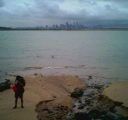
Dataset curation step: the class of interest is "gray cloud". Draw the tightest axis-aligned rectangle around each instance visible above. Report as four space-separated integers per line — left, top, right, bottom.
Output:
0 0 4 7
0 0 128 27
34 0 128 19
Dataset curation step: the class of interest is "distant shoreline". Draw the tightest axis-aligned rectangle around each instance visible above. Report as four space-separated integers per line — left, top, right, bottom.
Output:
1 29 128 31
1 27 128 31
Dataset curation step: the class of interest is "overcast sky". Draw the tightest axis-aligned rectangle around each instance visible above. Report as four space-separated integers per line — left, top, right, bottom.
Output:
0 0 128 27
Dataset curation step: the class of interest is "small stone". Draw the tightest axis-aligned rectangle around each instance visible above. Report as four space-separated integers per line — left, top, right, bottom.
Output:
88 76 92 80
78 104 85 109
71 88 84 98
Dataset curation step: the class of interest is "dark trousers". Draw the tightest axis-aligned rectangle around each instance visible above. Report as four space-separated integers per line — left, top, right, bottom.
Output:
14 92 24 107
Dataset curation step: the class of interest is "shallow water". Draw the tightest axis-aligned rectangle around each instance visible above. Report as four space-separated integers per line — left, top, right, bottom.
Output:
0 30 128 81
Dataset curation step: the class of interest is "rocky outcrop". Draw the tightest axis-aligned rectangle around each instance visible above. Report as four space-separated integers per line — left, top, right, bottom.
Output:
0 79 11 92
67 77 128 120
35 100 69 120
35 75 128 120
33 75 85 120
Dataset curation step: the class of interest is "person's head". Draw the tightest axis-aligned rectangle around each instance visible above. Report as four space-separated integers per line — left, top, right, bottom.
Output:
15 76 21 84
16 76 21 80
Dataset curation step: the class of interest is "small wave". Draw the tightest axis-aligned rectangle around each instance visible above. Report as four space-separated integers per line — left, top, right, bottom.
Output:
43 67 64 69
64 65 86 69
24 66 65 70
24 66 43 70
23 65 87 71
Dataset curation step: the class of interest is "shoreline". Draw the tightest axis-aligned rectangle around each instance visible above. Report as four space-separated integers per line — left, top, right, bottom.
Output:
1 62 128 84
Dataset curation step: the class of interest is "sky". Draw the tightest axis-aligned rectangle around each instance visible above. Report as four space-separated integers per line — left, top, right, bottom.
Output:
0 0 128 27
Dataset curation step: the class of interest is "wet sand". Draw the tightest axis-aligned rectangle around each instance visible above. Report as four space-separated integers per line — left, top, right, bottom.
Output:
104 81 128 108
0 74 85 120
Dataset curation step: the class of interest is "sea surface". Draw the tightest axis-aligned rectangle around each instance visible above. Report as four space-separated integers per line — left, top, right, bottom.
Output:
0 30 128 82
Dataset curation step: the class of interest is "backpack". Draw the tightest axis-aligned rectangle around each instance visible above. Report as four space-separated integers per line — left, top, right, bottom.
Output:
16 76 25 87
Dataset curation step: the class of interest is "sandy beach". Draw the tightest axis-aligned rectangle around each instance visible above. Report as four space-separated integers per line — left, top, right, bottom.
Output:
0 74 85 120
0 74 128 120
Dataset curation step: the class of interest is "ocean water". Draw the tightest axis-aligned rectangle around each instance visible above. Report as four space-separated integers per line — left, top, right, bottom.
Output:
0 30 128 81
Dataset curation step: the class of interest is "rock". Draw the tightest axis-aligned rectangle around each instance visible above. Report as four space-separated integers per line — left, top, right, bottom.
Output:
68 78 128 120
85 98 92 105
89 109 103 119
78 104 85 109
88 76 92 80
105 112 120 120
99 112 128 120
93 85 104 90
51 55 55 59
75 112 91 120
0 79 11 92
71 88 84 98
34 73 38 76
36 101 69 120
113 101 123 106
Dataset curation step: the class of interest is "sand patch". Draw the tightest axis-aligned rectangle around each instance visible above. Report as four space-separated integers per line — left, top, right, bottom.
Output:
104 81 128 108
